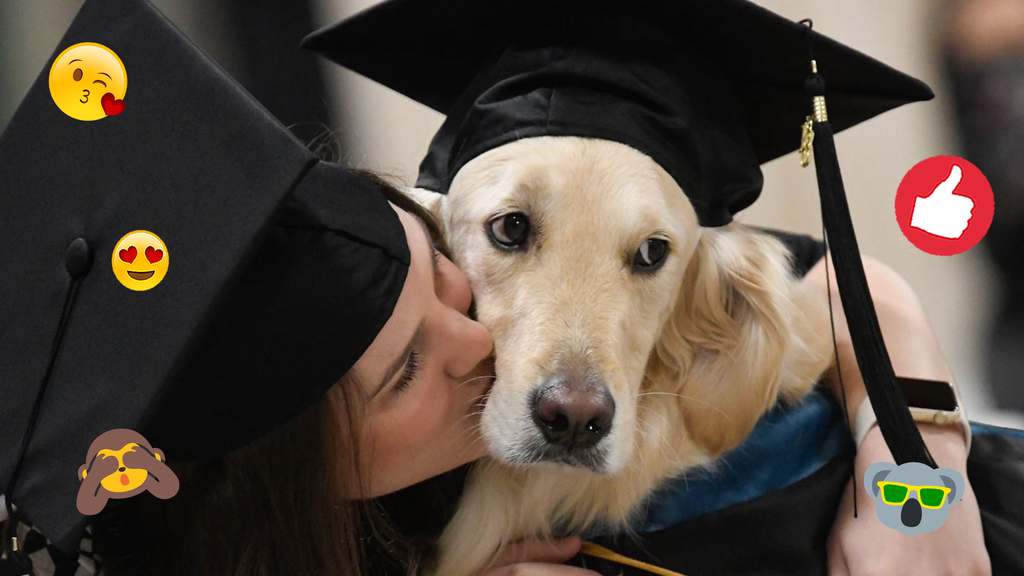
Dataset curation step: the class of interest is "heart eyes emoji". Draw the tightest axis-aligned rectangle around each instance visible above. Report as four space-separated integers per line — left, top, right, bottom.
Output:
111 231 169 291
118 245 163 264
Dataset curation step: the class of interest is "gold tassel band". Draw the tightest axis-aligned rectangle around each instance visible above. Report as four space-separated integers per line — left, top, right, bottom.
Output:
579 540 692 576
813 95 828 123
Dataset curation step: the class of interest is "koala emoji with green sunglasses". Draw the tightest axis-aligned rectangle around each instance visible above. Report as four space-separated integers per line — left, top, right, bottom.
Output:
865 461 965 535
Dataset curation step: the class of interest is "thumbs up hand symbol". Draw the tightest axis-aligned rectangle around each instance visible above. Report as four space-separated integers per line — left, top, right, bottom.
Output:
909 164 974 239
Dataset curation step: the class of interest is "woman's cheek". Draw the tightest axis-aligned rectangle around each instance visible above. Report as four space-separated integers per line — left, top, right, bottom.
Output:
411 372 452 433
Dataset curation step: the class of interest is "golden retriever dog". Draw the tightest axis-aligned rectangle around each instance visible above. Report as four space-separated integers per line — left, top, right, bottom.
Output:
409 135 835 576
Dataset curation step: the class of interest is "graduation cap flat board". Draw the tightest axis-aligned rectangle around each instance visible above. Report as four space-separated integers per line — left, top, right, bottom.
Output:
305 0 941 481
0 0 409 555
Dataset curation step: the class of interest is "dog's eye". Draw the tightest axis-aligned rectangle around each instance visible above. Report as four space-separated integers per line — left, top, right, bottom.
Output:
487 212 531 249
633 238 668 271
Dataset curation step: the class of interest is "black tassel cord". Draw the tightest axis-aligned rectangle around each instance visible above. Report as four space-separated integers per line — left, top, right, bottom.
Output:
2 239 93 576
799 19 937 471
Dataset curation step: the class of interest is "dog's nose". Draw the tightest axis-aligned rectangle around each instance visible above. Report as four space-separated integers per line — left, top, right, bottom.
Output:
119 467 126 472
531 378 615 448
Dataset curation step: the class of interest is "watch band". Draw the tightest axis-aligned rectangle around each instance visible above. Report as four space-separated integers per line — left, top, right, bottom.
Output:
853 395 971 452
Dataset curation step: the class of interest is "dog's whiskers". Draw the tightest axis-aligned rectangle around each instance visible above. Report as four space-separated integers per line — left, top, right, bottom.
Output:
635 391 731 421
635 404 701 467
447 417 494 460
442 409 486 436
454 375 498 390
454 435 488 460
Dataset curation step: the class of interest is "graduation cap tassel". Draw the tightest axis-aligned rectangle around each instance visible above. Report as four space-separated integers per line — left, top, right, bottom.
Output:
799 20 936 469
0 532 33 576
1 241 90 576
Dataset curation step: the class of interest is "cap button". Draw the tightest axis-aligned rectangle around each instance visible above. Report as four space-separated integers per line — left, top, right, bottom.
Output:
65 237 93 279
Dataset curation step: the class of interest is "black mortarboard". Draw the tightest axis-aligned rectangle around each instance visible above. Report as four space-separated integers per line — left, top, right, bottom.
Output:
0 0 409 556
305 0 940 470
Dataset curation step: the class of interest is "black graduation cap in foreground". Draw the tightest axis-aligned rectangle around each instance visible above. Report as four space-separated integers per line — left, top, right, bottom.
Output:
305 0 939 470
0 0 409 556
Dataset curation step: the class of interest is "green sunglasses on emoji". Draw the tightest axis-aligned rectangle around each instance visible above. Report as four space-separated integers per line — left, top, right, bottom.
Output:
877 481 953 509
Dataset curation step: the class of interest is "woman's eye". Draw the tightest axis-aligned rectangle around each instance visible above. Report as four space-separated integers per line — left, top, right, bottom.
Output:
432 246 443 276
487 212 530 249
394 349 421 394
633 238 668 271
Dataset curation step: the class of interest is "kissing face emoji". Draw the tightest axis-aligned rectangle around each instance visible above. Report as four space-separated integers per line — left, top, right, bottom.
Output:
112 231 168 291
49 42 127 121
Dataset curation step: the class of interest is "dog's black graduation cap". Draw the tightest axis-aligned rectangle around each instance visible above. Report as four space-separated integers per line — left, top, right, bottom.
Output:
303 0 933 226
306 0 940 472
0 0 409 556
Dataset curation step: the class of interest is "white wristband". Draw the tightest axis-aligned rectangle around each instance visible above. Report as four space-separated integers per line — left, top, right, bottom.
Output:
852 395 972 452
853 395 880 448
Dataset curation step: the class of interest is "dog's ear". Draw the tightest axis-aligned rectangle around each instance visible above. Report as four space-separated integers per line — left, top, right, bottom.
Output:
655 225 830 457
405 187 446 227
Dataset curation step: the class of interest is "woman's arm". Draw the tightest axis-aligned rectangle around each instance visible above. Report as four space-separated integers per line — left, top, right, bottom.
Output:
802 253 963 435
801 253 990 576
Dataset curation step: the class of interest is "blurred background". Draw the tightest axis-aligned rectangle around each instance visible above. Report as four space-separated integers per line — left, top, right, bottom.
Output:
2 0 1021 427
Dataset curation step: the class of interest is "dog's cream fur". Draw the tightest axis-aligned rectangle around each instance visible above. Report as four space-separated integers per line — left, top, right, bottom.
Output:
409 136 835 576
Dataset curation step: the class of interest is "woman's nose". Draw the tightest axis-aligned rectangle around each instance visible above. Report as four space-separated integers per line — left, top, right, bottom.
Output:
437 256 494 377
444 311 494 379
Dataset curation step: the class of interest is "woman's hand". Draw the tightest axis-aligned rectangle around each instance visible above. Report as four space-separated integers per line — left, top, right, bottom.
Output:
474 535 602 576
826 424 991 576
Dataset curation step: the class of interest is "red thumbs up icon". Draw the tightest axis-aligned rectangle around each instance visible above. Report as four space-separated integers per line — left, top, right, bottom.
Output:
895 156 994 256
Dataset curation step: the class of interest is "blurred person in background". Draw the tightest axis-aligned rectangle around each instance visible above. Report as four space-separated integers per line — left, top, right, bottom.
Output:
944 0 1024 415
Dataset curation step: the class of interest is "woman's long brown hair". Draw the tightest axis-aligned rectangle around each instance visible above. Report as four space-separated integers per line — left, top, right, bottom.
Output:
91 170 462 576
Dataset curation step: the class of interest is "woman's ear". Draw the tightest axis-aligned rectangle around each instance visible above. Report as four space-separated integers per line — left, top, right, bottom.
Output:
655 225 830 456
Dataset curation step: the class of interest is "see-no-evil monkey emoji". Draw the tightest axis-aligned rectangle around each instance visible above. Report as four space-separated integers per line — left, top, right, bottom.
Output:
76 429 179 515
